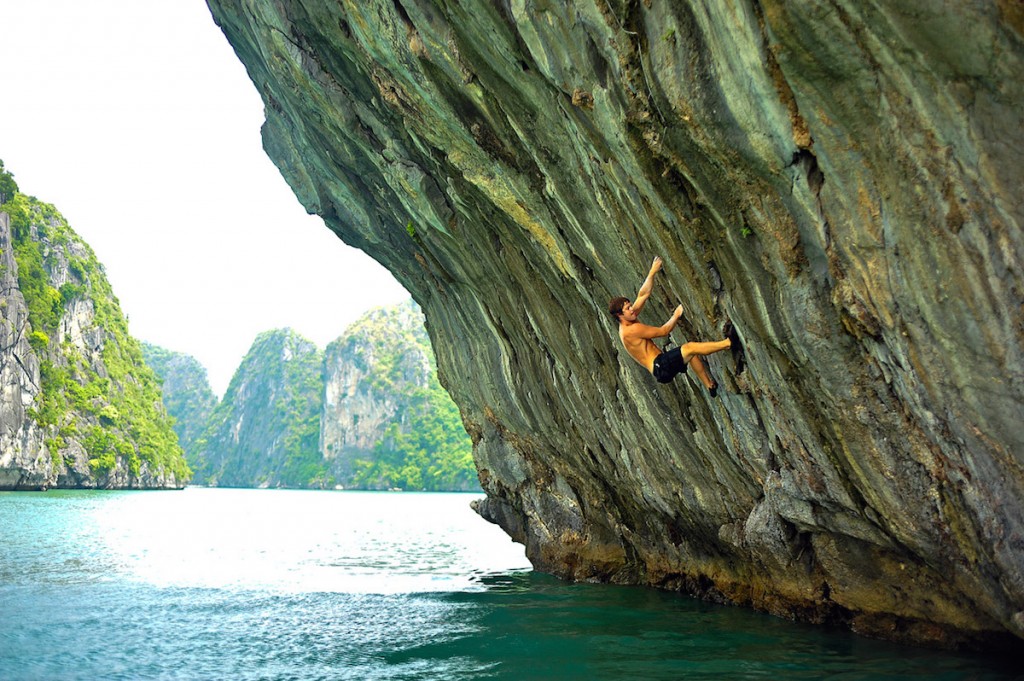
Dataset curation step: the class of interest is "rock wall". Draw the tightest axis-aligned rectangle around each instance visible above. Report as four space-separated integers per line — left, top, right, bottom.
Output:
320 300 433 480
206 0 1024 648
0 199 189 490
191 328 324 487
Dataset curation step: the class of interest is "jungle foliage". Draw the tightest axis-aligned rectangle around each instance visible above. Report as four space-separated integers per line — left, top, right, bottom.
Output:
0 160 190 482
176 304 478 492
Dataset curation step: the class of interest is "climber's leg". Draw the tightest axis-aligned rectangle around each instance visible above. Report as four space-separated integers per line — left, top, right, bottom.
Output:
682 340 730 393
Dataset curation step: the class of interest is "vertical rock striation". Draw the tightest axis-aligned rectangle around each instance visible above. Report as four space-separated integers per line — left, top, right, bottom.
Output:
206 0 1024 647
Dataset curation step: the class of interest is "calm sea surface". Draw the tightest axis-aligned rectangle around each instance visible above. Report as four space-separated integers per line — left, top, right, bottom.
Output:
0 488 1017 680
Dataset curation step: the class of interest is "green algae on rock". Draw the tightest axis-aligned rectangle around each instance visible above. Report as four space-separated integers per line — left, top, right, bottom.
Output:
205 0 1024 649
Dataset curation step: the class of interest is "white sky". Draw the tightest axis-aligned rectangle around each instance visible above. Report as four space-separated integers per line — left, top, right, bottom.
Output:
0 0 409 397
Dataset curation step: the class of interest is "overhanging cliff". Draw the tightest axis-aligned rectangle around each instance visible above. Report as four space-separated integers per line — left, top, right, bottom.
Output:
205 0 1024 648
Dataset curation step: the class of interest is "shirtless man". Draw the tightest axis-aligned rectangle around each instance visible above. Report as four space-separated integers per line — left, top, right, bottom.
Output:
608 257 736 396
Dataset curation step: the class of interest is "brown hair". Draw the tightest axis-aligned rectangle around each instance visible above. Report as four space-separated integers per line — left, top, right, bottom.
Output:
608 296 629 318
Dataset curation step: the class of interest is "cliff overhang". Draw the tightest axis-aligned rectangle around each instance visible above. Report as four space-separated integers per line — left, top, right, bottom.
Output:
205 0 1024 649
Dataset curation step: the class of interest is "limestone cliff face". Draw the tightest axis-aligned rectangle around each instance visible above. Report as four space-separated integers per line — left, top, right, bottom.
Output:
320 300 432 480
0 195 189 489
207 0 1024 648
191 328 323 487
142 343 219 458
0 212 47 488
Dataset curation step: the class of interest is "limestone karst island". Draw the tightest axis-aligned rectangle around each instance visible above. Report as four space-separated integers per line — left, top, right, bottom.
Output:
0 164 190 490
0 165 476 493
4 0 1024 653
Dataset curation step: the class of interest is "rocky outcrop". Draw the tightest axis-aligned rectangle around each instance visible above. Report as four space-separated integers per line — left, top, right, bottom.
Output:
323 303 428 473
190 328 324 487
0 176 189 489
142 343 219 457
322 299 478 490
206 0 1024 648
321 300 431 478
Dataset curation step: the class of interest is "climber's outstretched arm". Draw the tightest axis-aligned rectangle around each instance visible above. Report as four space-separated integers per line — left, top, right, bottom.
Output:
631 256 663 314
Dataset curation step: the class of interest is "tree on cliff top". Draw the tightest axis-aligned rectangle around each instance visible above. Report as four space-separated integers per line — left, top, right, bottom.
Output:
0 159 18 204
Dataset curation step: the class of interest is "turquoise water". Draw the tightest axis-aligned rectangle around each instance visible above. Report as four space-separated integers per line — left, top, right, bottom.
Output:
0 489 1017 680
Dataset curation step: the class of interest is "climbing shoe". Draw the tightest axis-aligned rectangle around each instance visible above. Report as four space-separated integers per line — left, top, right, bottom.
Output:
724 320 746 375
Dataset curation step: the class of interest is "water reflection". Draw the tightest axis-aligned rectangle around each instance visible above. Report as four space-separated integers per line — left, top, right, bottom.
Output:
9 488 531 593
440 572 1020 681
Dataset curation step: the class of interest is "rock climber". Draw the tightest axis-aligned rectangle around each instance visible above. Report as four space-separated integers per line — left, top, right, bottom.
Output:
608 256 740 396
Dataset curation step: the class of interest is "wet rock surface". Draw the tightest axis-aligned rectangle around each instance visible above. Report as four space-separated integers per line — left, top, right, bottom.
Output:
206 0 1024 648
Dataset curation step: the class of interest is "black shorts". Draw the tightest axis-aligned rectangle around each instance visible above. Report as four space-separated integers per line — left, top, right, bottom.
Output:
652 346 687 384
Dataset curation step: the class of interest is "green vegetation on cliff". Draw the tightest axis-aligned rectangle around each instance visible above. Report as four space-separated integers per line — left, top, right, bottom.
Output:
190 329 325 488
354 381 477 491
0 160 17 205
142 343 219 458
0 160 190 484
332 303 476 491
